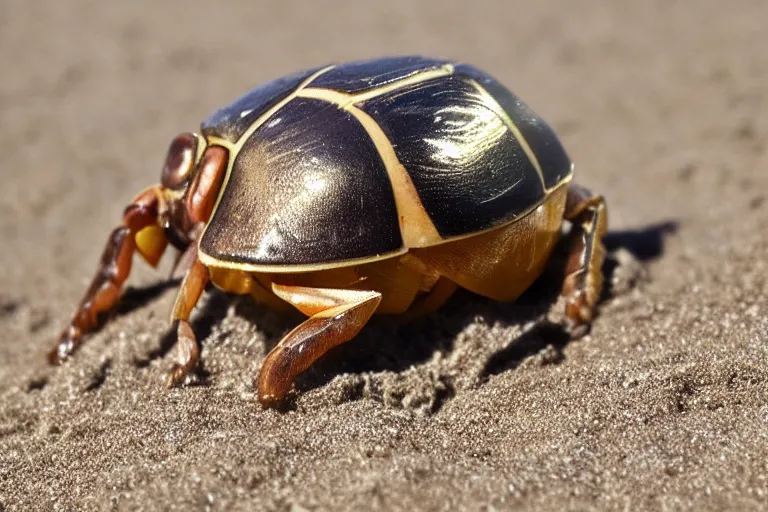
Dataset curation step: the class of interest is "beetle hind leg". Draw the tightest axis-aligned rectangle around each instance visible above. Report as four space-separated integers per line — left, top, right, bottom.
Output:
257 284 382 408
561 183 608 336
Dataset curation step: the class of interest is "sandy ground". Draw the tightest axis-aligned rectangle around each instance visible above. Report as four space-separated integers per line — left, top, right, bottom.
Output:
1 0 767 510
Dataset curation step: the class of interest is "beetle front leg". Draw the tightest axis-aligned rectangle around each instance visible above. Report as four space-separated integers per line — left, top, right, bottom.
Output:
561 184 608 336
257 284 382 408
163 251 209 387
49 189 168 364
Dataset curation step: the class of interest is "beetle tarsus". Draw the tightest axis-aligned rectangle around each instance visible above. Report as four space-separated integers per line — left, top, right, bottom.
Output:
47 327 80 365
564 317 591 340
163 320 200 387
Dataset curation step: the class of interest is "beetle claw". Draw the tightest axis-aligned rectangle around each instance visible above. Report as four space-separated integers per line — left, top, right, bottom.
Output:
47 345 68 366
47 328 80 365
565 321 590 340
162 320 200 387
163 364 187 388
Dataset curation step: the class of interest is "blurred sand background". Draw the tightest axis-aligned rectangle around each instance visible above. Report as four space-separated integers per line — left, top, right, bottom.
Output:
1 0 767 510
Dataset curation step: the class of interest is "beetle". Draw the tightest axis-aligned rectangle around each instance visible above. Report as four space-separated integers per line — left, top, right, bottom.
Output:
49 56 607 407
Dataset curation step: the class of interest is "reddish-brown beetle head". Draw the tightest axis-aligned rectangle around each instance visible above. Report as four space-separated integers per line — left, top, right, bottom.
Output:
154 132 227 254
133 131 227 264
148 132 204 254
161 132 203 192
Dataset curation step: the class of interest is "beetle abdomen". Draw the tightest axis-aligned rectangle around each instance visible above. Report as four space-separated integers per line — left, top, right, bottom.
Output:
198 57 573 270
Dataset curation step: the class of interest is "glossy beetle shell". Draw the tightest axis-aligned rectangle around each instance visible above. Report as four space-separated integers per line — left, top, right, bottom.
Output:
198 56 573 271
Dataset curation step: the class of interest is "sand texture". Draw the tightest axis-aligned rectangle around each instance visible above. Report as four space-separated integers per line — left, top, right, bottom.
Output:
1 1 767 510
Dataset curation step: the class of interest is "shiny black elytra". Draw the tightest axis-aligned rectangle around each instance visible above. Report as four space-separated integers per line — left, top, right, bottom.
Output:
50 56 608 407
200 56 573 264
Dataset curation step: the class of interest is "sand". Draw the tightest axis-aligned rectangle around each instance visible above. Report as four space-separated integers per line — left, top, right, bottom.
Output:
1 0 767 510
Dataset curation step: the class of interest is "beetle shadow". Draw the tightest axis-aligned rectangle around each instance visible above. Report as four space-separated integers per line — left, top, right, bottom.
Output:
115 279 181 316
603 220 678 261
280 219 679 400
476 219 679 381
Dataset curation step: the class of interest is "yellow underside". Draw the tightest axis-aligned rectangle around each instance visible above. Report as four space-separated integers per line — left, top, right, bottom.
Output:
206 185 567 317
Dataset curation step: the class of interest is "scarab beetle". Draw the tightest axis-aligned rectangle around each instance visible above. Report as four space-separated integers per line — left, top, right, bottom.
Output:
50 56 608 407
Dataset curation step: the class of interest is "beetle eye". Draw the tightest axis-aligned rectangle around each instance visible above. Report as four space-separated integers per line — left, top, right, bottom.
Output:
161 133 199 189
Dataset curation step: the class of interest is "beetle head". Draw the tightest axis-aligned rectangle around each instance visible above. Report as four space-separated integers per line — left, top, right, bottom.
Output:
133 132 227 268
161 132 203 192
154 132 227 254
157 132 206 251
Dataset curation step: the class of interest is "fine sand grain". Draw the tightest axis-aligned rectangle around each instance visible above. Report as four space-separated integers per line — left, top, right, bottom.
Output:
1 1 767 510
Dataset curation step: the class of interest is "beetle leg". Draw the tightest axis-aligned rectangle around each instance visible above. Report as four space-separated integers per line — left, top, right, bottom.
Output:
561 184 608 336
163 251 209 387
49 188 167 364
257 284 382 407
